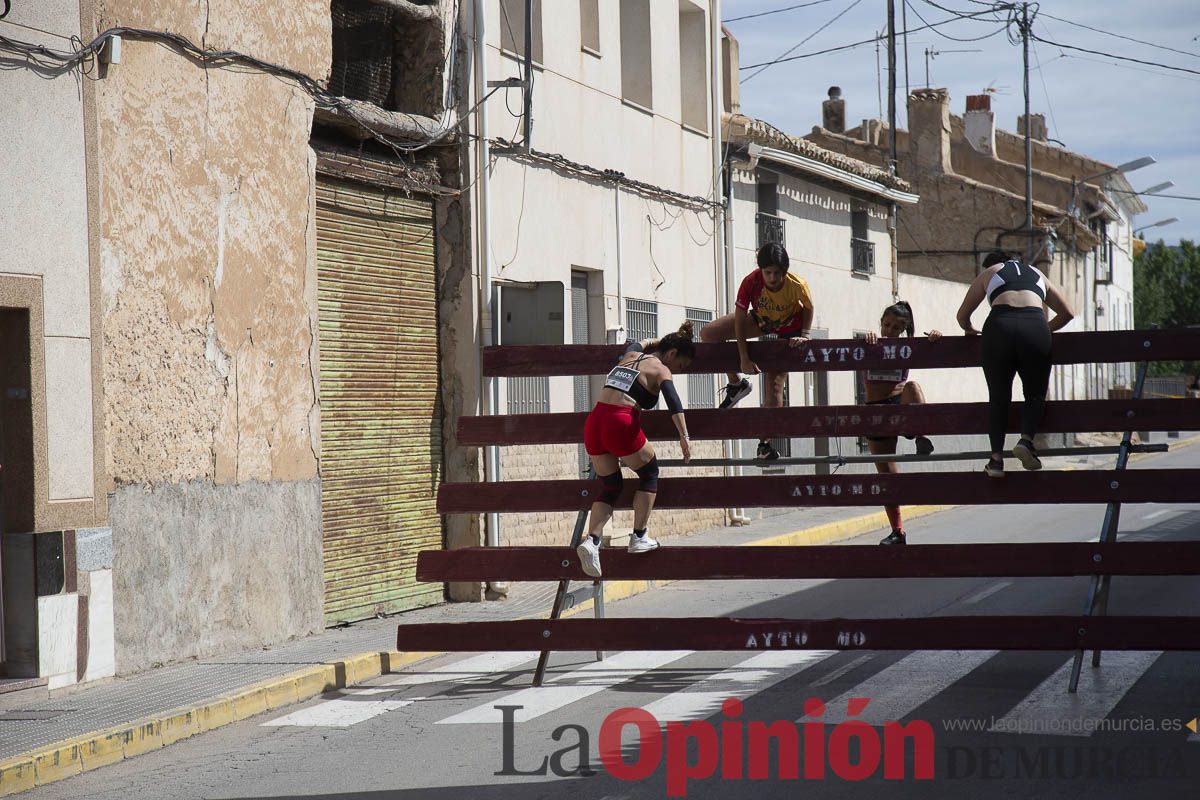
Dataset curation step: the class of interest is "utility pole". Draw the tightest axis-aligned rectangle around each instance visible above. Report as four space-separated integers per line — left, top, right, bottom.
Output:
1021 2 1033 262
901 0 910 105
887 0 897 174
523 0 533 151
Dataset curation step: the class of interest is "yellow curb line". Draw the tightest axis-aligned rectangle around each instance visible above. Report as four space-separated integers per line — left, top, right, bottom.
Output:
0 650 426 797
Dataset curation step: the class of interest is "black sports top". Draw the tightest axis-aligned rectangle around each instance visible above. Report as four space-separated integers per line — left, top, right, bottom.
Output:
987 260 1047 305
603 342 684 413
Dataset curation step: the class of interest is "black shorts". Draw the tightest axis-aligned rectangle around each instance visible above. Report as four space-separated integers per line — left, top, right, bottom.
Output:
865 394 902 442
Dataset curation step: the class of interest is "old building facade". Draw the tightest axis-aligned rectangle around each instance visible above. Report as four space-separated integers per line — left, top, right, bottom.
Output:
806 88 1147 403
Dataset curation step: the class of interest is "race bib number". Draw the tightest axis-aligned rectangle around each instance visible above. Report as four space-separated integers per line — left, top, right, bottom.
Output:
866 369 905 383
604 365 639 392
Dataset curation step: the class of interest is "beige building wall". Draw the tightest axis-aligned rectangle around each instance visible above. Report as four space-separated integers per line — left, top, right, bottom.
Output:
89 0 331 671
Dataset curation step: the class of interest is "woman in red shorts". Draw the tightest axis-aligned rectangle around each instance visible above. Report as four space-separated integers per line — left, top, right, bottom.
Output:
577 321 695 577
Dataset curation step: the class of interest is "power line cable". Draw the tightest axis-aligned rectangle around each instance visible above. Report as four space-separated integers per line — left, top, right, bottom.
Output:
1030 33 1200 77
1051 50 1200 84
906 1 1009 43
724 0 837 24
921 0 1012 18
741 0 866 83
1037 11 1200 61
739 7 1006 71
0 26 466 154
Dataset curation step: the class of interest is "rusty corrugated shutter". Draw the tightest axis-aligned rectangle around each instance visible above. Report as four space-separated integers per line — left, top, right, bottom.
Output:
316 177 443 625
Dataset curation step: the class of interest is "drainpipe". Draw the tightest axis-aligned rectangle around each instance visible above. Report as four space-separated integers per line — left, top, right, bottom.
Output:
710 2 747 526
613 184 626 343
472 0 505 593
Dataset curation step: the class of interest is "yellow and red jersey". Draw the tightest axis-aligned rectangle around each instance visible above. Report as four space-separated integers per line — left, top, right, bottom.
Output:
735 270 814 335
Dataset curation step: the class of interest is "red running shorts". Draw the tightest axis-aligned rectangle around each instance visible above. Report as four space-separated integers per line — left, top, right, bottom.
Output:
583 402 647 457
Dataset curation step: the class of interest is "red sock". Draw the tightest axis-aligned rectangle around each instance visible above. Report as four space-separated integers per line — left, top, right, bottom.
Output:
885 505 903 531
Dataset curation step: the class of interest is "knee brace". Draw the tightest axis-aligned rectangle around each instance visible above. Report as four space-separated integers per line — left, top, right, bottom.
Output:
634 457 660 493
598 471 623 506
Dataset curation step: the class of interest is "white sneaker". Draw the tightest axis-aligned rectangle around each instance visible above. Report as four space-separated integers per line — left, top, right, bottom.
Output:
627 534 659 554
577 538 602 577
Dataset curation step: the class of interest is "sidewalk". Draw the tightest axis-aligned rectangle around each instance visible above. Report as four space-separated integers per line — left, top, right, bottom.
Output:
0 434 1195 795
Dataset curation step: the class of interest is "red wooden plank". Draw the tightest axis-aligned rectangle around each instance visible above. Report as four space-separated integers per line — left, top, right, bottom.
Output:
415 542 1200 583
436 469 1194 514
482 329 1200 377
457 398 1196 446
397 616 1200 652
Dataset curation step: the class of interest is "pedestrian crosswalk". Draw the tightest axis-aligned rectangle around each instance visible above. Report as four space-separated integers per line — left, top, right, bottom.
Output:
261 647 1190 741
799 650 998 726
990 651 1161 737
435 650 693 725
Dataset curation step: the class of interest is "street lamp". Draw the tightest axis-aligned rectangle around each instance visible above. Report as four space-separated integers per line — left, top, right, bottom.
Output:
1136 181 1174 197
1069 156 1156 215
1134 218 1179 235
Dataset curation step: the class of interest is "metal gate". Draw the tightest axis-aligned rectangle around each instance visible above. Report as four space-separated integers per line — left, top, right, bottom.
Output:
316 177 443 624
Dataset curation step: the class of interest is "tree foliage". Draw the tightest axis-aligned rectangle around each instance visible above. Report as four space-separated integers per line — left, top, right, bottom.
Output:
1133 239 1200 375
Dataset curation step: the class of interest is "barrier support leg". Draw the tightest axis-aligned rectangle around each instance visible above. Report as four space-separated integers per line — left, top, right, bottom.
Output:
533 466 604 687
1068 359 1149 693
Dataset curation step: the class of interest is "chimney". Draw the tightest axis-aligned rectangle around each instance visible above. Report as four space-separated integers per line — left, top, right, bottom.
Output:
908 88 952 174
860 118 882 146
964 94 995 157
822 86 845 134
1018 113 1047 142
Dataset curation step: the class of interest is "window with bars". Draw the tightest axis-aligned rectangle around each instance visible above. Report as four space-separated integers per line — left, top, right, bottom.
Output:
685 308 715 408
625 298 658 343
507 376 550 414
1093 220 1113 284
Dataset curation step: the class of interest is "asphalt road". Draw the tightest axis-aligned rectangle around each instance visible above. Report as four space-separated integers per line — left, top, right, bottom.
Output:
27 445 1200 800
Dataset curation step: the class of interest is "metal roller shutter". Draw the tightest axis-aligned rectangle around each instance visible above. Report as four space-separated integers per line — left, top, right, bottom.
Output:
316 177 443 624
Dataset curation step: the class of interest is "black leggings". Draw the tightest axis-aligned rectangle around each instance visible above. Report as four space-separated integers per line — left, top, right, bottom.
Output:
981 306 1052 453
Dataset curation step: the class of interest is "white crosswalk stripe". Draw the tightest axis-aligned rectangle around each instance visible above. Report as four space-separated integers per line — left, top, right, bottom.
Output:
260 652 538 728
799 650 998 726
381 651 539 687
990 651 1161 737
435 650 693 725
639 650 837 722
263 695 427 728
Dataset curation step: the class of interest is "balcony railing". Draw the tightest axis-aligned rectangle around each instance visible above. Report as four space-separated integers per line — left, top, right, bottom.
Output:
851 237 875 275
757 213 785 249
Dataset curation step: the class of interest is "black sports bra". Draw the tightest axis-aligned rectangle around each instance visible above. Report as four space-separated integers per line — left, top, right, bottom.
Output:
603 354 659 409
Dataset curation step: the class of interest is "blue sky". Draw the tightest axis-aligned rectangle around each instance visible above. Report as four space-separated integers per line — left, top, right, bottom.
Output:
724 0 1200 244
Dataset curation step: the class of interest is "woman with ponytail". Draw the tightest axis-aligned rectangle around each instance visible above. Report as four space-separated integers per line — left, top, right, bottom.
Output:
576 320 695 577
861 301 940 545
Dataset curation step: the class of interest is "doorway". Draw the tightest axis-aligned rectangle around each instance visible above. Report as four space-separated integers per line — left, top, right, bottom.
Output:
0 308 35 669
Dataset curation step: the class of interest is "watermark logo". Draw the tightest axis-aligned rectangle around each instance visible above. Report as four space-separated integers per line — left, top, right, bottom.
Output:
497 696 934 797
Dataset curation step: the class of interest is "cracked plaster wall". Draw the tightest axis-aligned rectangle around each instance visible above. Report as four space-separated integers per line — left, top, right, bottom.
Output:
92 1 332 669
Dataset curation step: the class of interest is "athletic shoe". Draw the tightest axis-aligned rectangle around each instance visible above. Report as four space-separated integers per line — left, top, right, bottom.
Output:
984 457 1004 478
577 537 602 577
914 435 935 455
719 379 752 409
1012 438 1042 471
756 440 780 460
879 529 906 546
628 534 659 554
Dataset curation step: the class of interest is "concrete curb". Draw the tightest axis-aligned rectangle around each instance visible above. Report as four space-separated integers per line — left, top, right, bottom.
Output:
0 650 425 796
